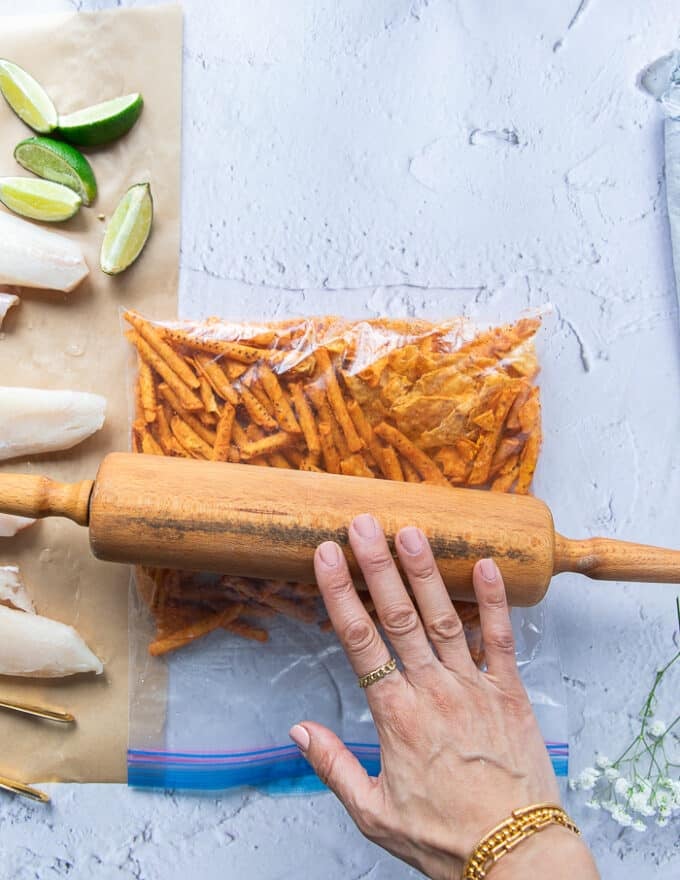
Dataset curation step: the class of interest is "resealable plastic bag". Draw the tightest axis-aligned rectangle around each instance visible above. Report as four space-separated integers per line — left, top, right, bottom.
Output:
123 311 569 791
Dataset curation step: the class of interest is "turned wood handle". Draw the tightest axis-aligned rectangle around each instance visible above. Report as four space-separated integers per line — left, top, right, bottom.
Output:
0 473 93 526
554 534 680 583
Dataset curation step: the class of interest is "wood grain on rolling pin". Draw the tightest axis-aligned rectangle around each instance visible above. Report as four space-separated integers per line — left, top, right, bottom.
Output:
89 453 555 605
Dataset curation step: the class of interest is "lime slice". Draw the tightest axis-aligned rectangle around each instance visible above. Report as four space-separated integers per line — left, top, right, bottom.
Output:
14 137 97 206
0 59 57 134
0 177 81 222
100 183 153 275
58 93 143 147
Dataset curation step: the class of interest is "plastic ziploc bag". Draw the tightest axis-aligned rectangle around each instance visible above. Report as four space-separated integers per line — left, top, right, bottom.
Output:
122 310 568 791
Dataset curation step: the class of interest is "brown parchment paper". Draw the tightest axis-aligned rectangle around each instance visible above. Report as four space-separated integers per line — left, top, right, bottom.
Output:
0 3 182 783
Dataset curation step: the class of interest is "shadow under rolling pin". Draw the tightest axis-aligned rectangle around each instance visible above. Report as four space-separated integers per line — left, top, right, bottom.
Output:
0 452 678 606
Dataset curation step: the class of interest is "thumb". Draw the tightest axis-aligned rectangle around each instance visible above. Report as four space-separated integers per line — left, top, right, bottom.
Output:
290 721 375 814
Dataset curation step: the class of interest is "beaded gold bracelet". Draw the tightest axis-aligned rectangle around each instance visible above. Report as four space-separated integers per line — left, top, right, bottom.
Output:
462 802 580 880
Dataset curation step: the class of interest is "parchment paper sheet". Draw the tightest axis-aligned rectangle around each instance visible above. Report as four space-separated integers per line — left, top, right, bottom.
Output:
0 3 182 782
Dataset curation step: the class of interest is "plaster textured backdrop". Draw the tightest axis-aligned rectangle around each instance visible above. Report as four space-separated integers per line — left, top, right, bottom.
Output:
1 1 679 877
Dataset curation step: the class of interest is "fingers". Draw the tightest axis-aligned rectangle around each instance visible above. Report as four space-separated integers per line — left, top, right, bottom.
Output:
289 721 375 815
314 538 395 686
395 526 476 675
349 514 434 676
472 559 520 686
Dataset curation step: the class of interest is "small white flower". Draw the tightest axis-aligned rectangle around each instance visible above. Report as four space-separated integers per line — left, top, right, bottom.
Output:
600 800 617 814
656 815 669 828
568 778 579 791
649 719 667 738
585 799 602 811
656 792 672 812
614 777 631 797
631 820 646 832
595 755 612 769
604 767 620 781
577 768 600 791
611 806 633 827
629 792 656 817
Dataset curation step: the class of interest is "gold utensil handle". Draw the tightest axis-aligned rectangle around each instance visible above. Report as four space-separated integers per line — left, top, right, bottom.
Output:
0 774 50 803
554 535 680 583
0 473 92 525
0 699 75 724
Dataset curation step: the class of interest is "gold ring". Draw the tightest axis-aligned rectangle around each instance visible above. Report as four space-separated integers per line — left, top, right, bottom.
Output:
358 658 397 689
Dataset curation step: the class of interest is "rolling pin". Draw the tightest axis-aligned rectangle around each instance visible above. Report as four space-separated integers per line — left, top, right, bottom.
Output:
1 452 679 606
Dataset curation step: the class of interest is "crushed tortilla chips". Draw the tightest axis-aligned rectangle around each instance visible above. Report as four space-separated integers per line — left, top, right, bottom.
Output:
125 311 543 662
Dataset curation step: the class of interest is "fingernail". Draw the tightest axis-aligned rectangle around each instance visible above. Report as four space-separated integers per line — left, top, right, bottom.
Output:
352 513 377 539
399 526 424 556
480 558 497 582
289 724 310 752
318 542 341 567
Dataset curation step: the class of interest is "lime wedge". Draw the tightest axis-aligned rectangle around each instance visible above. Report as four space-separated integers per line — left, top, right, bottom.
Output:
0 59 57 134
100 183 153 275
58 93 143 147
0 177 81 222
14 137 97 206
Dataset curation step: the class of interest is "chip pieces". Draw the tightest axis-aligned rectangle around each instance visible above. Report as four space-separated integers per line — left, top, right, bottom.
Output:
126 312 543 658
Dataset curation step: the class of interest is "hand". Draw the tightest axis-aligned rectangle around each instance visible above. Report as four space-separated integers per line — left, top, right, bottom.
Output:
290 514 598 879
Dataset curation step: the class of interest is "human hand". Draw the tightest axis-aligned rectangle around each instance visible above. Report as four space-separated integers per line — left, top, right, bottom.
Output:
290 515 598 879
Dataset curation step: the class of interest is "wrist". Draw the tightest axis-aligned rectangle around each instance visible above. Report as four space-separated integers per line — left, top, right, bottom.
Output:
485 826 599 880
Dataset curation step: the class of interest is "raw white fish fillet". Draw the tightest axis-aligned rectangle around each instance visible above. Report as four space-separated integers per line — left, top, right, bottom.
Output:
0 211 89 292
0 386 106 462
0 514 36 537
0 565 35 613
0 603 103 677
0 291 19 328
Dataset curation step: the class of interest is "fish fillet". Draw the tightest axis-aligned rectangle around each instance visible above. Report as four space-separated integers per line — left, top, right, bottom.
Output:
0 603 103 677
0 386 106 461
0 514 36 537
0 565 35 613
0 211 89 292
0 291 19 328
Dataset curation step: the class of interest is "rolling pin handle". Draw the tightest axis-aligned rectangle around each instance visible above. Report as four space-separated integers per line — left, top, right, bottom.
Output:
554 533 680 584
0 473 93 526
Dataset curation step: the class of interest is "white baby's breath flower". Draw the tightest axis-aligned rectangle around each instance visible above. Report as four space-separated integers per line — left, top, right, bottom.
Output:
614 777 631 798
629 792 656 817
656 792 672 812
611 806 633 827
570 603 678 834
649 719 667 738
577 768 600 791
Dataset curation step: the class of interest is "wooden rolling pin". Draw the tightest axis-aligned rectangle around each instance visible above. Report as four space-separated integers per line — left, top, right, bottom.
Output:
1 452 679 606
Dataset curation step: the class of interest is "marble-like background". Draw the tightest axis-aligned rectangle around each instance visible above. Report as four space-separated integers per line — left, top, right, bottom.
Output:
1 1 679 877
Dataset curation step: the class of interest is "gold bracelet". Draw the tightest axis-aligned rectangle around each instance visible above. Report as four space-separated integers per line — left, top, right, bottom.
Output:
462 802 580 880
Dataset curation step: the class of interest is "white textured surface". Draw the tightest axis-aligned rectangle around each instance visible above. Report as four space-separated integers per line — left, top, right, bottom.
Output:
1 1 679 877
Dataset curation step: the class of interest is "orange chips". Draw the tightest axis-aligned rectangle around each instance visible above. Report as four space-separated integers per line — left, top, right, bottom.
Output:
127 313 543 657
